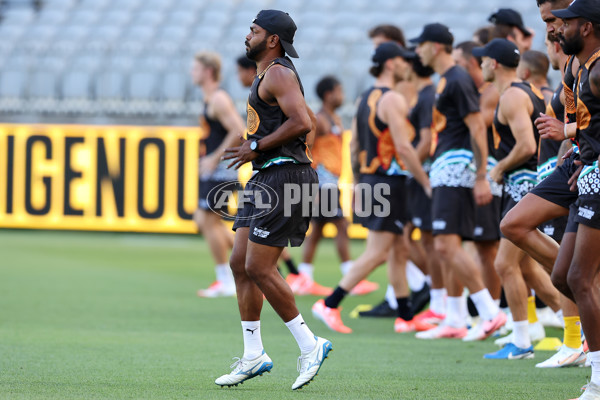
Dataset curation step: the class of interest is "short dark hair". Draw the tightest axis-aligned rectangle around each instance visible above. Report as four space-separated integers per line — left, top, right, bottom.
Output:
473 25 494 45
491 24 516 40
316 75 341 100
455 41 482 66
521 50 550 77
236 55 256 70
369 64 384 78
368 24 406 47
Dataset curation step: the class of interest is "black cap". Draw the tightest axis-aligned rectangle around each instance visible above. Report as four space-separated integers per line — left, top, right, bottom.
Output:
472 38 521 68
253 9 299 58
551 0 600 25
409 23 454 45
372 42 416 66
488 8 532 37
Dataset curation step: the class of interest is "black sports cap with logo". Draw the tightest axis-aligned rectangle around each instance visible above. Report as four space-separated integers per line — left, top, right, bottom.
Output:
488 8 532 37
409 23 454 45
252 9 299 58
372 42 416 66
472 38 521 68
551 0 600 24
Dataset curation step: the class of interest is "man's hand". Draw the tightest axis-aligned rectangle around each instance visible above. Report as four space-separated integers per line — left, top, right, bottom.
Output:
474 178 492 206
567 160 583 192
223 137 259 170
535 112 565 141
489 165 504 184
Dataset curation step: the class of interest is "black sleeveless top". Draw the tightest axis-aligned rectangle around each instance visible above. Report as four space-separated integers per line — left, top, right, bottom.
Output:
574 49 600 165
409 84 435 148
200 99 228 156
492 81 545 174
246 57 312 170
356 86 410 176
537 84 564 182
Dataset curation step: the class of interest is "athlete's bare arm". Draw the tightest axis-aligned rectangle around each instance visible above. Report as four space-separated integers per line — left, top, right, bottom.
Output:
223 65 311 169
350 98 361 185
489 88 537 183
379 91 431 197
201 90 245 173
464 111 492 205
481 85 500 128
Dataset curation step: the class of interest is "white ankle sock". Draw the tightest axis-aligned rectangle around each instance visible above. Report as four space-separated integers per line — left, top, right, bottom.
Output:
385 284 398 309
512 320 531 349
340 260 353 276
469 289 500 321
298 263 314 280
429 288 446 315
241 321 264 360
590 350 600 387
406 261 426 292
285 314 317 354
216 264 233 285
446 296 466 328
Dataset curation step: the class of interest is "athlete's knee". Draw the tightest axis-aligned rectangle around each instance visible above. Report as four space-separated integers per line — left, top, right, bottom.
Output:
244 262 270 282
433 238 455 260
499 214 527 242
494 258 515 279
566 263 591 297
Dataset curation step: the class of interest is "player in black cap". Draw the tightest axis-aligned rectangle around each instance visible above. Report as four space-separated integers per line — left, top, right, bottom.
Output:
411 23 508 341
489 8 534 53
312 41 431 335
452 41 503 338
469 39 560 360
216 9 332 391
548 0 600 396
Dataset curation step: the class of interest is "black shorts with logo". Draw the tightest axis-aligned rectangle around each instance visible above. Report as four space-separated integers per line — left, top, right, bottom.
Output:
406 177 432 231
474 195 502 242
354 174 408 234
432 186 475 240
530 154 580 209
232 163 318 247
538 215 568 242
574 165 600 229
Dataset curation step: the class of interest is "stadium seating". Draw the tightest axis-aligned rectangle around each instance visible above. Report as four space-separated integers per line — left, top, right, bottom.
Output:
0 0 550 124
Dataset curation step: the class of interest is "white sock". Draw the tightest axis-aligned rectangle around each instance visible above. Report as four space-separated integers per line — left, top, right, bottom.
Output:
406 260 426 292
285 314 317 354
555 308 563 322
469 289 500 321
425 275 432 286
429 288 446 315
340 260 353 276
298 263 314 280
590 350 600 387
494 299 501 307
241 321 264 360
385 284 398 309
446 296 466 328
512 320 532 349
216 264 233 285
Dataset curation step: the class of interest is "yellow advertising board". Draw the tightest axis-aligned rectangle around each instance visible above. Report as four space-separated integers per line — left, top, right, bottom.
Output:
0 123 369 238
0 124 201 233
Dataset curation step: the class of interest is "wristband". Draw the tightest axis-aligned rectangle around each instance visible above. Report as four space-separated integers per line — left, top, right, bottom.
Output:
564 124 569 139
476 173 487 181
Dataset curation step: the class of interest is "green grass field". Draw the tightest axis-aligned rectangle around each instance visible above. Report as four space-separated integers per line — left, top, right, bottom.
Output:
0 230 590 399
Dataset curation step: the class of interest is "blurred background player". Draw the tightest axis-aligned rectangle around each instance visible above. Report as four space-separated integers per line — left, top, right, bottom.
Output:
517 50 553 102
312 42 432 334
412 23 506 340
360 24 431 318
193 51 244 298
489 8 535 52
452 41 503 340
